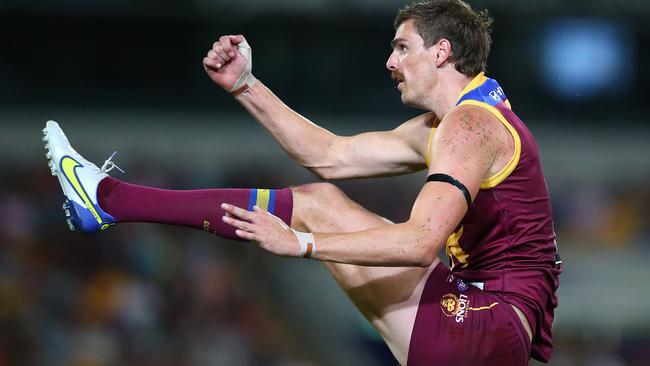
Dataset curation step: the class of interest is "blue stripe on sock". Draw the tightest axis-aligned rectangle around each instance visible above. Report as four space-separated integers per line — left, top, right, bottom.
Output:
268 190 276 214
248 189 257 211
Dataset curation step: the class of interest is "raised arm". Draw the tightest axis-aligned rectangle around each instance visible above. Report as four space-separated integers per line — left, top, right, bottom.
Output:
203 35 431 179
236 84 434 179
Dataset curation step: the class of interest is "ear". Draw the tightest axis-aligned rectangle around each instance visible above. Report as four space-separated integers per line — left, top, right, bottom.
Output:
434 38 452 67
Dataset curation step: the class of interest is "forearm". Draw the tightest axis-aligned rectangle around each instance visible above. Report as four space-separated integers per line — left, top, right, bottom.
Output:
313 222 440 267
235 82 339 170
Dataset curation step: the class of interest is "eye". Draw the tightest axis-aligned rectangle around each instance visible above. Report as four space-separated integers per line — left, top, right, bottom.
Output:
397 43 409 54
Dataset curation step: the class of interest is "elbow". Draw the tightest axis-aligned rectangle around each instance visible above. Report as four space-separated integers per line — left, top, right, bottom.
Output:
401 218 447 267
309 167 335 180
409 231 442 268
414 249 438 268
308 165 346 180
307 144 348 180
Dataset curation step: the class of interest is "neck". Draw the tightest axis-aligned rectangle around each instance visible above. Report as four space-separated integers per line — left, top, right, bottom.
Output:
429 70 474 119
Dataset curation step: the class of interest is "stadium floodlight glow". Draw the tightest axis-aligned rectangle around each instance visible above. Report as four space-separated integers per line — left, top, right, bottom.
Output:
540 17 634 101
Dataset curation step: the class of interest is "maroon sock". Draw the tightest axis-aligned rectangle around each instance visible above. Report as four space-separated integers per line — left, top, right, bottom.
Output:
97 177 293 241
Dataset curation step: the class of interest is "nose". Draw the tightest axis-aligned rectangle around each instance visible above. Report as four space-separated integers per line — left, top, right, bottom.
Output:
386 50 398 71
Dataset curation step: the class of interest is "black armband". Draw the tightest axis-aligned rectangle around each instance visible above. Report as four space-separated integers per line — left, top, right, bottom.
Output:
426 173 472 209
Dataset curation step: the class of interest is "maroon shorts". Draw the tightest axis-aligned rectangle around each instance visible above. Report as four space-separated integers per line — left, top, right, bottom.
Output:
407 263 531 366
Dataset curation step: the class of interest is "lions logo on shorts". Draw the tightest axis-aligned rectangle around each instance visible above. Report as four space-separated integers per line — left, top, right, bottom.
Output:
440 294 460 317
440 293 470 323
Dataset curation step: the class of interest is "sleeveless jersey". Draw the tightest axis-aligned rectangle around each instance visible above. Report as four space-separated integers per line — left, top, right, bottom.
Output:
426 73 562 362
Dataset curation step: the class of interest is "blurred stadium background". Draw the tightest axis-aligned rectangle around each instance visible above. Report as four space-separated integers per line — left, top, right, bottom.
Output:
1 0 650 365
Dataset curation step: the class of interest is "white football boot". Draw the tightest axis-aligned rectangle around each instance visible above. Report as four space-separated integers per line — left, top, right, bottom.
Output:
43 120 119 234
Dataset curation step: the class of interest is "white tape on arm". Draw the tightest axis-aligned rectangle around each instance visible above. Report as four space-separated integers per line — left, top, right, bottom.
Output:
230 39 258 96
292 229 316 259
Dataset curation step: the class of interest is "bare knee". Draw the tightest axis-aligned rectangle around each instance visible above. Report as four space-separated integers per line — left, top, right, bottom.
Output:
290 183 368 231
292 182 348 208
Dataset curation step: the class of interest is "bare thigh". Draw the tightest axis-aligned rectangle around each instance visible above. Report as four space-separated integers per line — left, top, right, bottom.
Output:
291 183 438 365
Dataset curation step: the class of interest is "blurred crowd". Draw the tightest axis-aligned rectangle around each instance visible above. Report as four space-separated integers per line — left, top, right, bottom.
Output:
551 180 650 250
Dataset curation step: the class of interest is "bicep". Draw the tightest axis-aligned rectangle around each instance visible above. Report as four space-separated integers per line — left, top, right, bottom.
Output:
408 181 470 255
325 114 433 179
332 130 425 178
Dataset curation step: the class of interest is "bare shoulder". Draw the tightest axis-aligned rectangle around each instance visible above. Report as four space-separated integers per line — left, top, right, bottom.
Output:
437 105 501 145
432 104 513 177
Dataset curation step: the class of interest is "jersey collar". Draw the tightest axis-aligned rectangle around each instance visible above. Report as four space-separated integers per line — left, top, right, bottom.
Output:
456 72 488 105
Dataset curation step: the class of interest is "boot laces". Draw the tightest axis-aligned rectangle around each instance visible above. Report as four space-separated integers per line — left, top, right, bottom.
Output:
100 151 125 174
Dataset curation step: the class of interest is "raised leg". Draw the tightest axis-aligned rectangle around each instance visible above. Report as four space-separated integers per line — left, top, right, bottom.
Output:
290 183 440 365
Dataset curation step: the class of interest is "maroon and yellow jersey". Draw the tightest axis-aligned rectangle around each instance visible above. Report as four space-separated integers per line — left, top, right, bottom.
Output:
426 73 562 362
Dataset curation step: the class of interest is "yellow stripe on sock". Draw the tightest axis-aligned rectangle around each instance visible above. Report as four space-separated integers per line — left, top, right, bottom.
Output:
256 189 271 210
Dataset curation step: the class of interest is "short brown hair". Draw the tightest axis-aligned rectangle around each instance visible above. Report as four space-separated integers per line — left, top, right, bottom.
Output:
394 0 493 76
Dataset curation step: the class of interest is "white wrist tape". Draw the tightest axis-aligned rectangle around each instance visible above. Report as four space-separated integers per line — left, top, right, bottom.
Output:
292 229 316 259
230 39 258 96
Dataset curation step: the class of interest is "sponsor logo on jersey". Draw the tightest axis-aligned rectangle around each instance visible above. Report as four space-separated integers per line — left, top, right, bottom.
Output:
489 86 505 102
440 293 471 323
456 279 469 292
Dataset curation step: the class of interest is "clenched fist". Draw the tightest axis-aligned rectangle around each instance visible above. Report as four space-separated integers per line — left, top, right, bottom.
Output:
203 35 257 95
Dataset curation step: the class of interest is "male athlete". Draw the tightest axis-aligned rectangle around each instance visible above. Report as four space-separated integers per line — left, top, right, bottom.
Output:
43 1 561 365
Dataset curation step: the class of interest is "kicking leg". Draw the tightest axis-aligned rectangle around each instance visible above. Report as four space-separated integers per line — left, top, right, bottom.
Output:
291 183 438 366
97 177 293 241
